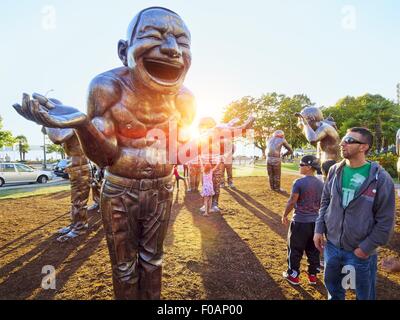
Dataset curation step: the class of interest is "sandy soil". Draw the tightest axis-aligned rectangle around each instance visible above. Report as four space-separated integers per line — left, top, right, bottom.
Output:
0 174 399 300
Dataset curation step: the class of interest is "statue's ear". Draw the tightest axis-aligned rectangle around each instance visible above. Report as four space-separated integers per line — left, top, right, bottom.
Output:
118 40 128 66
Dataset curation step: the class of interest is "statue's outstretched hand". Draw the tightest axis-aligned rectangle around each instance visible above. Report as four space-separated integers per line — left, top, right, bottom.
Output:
216 115 256 131
13 93 88 128
243 114 256 128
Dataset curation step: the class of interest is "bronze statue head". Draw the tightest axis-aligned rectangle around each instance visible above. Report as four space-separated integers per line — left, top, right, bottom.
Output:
297 106 323 130
198 117 217 131
118 7 192 94
273 130 284 138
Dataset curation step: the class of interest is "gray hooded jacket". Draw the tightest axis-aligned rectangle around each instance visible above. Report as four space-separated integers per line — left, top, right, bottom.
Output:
315 160 396 255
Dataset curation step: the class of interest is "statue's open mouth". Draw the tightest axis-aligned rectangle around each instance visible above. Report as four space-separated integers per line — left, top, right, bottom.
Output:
143 59 184 84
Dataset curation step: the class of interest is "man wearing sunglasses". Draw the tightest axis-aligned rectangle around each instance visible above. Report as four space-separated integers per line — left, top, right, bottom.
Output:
314 127 395 300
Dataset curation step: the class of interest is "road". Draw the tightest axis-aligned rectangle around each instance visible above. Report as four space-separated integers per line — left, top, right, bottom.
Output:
0 176 69 192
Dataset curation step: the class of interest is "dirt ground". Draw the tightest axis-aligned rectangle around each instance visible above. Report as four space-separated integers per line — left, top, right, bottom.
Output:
1 174 400 300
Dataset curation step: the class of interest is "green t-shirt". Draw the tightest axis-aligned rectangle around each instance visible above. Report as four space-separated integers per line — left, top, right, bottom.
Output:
342 162 371 208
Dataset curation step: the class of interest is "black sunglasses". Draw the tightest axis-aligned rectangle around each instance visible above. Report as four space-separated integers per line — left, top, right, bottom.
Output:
299 163 310 167
341 136 366 145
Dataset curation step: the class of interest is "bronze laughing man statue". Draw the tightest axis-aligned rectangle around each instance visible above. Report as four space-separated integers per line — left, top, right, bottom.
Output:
296 106 340 178
13 7 195 300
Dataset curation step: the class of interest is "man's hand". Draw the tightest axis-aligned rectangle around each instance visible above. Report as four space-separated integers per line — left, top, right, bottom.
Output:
354 247 369 260
313 233 325 253
13 93 88 129
281 215 290 227
382 257 400 273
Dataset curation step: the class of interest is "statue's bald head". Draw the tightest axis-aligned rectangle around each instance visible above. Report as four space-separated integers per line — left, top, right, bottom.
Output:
300 106 323 123
126 7 182 45
118 7 192 93
273 130 284 138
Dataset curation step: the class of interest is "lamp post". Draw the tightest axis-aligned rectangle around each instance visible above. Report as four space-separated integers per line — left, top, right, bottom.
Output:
42 130 47 169
45 89 54 97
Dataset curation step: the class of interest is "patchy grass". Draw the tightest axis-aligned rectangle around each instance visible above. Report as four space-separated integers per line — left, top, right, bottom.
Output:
282 162 300 172
0 185 70 200
232 163 299 178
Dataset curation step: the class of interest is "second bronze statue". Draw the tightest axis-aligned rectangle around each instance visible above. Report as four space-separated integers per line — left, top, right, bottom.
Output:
266 130 293 191
44 124 91 242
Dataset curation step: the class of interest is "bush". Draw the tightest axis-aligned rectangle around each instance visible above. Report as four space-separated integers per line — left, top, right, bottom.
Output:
368 153 398 178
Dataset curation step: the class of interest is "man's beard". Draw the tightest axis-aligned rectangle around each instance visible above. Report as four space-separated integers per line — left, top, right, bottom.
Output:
341 149 350 159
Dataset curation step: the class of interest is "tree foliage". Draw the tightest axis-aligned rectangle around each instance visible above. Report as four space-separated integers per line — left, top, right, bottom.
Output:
15 135 29 161
0 116 15 149
322 94 400 152
223 92 400 155
47 143 66 159
222 93 313 154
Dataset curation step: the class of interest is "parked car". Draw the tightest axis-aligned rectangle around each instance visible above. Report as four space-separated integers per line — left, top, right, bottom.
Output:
0 163 53 187
53 159 71 179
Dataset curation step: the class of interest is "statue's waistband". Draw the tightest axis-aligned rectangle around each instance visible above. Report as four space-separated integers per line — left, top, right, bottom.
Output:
104 171 173 191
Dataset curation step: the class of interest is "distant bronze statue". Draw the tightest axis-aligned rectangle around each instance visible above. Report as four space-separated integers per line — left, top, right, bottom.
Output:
266 130 293 191
13 7 195 300
221 144 235 188
198 116 254 213
188 162 201 192
296 106 340 177
43 123 91 243
396 129 400 180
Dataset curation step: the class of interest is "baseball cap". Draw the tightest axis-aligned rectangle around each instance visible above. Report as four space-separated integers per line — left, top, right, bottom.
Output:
300 155 320 170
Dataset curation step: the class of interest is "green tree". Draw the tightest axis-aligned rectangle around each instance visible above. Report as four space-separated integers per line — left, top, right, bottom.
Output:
222 93 313 155
274 94 312 148
356 94 399 152
222 96 270 155
15 135 29 161
0 116 15 148
47 143 66 159
323 94 400 152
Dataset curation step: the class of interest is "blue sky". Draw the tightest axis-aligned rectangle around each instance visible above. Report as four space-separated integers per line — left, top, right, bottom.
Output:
1 0 399 145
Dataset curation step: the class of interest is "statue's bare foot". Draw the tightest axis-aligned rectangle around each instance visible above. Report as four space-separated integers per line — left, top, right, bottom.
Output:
57 224 74 235
56 222 88 242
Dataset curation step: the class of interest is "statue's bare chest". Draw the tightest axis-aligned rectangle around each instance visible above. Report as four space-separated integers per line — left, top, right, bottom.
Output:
110 93 182 139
